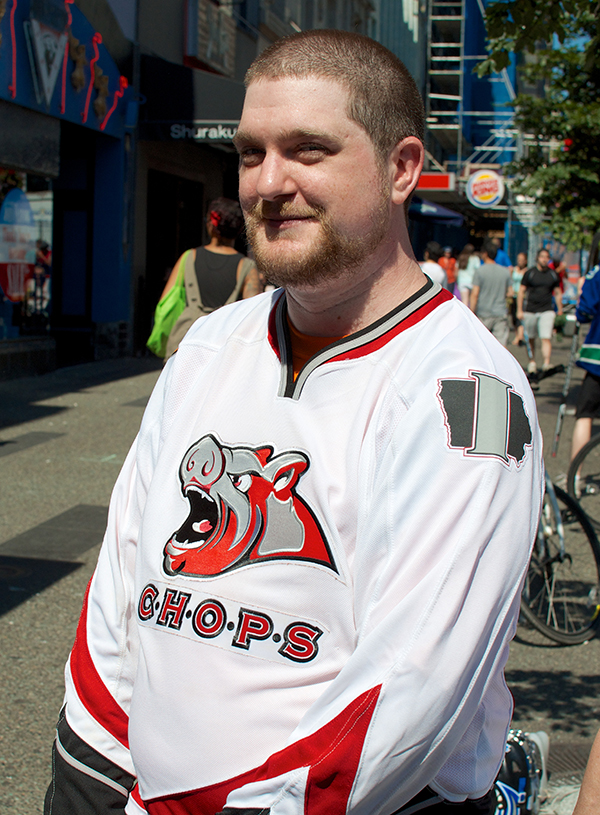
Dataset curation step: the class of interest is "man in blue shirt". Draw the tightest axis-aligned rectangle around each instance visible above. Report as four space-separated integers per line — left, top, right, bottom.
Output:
492 237 512 269
570 262 600 475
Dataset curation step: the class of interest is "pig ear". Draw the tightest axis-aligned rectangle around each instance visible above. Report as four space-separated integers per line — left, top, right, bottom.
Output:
255 447 273 467
272 459 308 494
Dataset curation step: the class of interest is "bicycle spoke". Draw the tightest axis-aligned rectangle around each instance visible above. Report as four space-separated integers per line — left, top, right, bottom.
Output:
521 485 600 644
569 438 600 531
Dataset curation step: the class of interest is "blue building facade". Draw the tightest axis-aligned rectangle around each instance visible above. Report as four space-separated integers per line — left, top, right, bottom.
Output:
0 0 132 372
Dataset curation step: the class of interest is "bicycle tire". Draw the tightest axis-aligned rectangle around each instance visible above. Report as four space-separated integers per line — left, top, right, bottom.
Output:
567 434 600 531
520 485 600 644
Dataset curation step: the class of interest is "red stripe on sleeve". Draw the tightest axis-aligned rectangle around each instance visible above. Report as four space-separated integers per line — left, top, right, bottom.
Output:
69 579 130 748
145 685 381 815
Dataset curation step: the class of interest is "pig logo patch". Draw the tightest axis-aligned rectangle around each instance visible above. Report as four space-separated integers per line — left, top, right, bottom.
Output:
163 434 336 578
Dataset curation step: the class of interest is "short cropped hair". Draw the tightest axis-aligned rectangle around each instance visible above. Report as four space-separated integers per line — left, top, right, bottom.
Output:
245 30 425 163
208 198 244 240
482 239 498 260
426 241 443 262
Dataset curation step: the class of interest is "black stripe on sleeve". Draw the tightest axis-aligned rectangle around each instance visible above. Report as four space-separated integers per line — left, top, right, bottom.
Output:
44 708 136 815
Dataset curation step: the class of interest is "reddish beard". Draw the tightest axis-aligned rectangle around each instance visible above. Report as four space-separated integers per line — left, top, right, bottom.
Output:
244 197 390 289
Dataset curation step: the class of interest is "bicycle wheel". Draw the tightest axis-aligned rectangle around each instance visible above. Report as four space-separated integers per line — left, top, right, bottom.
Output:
567 434 600 530
520 485 600 644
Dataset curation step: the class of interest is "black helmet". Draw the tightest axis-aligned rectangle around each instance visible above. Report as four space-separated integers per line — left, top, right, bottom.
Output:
494 730 545 815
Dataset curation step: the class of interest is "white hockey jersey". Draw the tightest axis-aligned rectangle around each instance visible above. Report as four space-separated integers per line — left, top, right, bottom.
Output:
50 279 543 815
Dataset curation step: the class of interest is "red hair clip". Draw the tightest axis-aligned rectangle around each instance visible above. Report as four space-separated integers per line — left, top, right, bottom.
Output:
209 211 222 228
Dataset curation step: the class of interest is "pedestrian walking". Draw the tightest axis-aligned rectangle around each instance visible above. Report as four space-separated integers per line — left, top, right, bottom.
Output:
457 243 481 305
517 247 563 373
469 238 512 346
419 240 448 288
510 251 528 346
159 198 261 358
45 29 542 815
567 256 600 484
439 246 457 288
491 237 512 270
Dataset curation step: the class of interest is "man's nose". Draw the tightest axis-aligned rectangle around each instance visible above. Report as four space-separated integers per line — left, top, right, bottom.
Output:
254 152 296 201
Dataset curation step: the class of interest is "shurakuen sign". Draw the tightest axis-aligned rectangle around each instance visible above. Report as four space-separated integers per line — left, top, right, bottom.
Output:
139 121 239 142
171 121 238 141
466 170 505 209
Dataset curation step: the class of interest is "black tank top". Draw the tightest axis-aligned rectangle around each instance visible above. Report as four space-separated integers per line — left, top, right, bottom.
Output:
194 247 244 310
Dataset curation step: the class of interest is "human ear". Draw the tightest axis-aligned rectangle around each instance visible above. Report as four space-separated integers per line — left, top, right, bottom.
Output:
389 137 424 206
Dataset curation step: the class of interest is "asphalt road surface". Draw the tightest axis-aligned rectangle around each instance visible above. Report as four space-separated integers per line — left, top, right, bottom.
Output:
0 326 598 815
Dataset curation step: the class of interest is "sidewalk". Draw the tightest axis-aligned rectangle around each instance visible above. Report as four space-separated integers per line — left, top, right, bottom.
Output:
0 358 162 814
0 341 596 813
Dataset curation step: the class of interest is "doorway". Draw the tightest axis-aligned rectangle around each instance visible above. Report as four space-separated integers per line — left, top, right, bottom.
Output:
138 169 205 352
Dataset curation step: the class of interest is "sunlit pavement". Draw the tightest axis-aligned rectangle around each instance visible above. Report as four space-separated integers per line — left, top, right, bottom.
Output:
0 329 597 813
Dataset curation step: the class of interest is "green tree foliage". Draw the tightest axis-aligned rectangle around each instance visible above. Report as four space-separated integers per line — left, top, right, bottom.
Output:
478 1 600 250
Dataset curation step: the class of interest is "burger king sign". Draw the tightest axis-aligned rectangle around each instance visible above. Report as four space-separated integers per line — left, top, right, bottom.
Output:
466 170 505 209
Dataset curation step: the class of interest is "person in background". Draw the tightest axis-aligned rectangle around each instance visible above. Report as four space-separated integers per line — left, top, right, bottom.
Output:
419 240 448 288
35 239 52 271
439 246 456 290
517 247 563 373
510 251 528 346
573 729 600 815
491 237 512 270
567 258 600 491
469 238 512 346
159 198 261 357
160 197 261 308
457 243 481 305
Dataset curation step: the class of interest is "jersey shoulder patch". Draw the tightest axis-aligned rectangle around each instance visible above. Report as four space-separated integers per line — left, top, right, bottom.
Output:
437 370 532 465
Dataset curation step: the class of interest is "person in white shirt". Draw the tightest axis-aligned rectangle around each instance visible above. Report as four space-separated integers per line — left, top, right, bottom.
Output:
419 240 448 288
45 30 542 815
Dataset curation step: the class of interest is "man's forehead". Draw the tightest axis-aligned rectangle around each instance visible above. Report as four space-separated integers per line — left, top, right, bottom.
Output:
237 76 358 143
241 75 350 116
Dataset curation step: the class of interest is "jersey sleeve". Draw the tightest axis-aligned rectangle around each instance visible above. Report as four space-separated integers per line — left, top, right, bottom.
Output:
215 367 543 815
45 363 174 815
577 266 600 323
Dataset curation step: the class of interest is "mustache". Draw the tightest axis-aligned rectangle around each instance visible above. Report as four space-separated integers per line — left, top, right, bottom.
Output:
246 201 325 221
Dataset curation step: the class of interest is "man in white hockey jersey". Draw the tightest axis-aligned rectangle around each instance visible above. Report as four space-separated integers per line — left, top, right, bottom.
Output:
45 30 542 815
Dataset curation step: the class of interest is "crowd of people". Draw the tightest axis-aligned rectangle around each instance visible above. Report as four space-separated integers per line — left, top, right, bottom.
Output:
418 239 569 380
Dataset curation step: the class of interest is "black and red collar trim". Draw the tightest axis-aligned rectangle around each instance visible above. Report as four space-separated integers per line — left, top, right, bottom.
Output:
268 279 453 400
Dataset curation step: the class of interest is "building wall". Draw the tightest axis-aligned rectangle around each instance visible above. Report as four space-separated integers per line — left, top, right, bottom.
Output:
376 0 427 93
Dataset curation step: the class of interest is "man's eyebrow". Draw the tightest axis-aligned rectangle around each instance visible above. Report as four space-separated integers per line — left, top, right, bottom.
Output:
233 128 342 149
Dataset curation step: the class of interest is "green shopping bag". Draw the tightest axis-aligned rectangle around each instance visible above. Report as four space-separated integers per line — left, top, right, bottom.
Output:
146 252 188 358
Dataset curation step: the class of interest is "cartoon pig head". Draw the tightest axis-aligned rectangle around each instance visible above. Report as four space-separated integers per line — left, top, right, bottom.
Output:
163 434 334 577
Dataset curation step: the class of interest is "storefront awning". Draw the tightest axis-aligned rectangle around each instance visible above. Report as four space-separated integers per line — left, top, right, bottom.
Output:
409 196 465 227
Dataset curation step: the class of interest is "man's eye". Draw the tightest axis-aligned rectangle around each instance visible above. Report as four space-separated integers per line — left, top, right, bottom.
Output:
297 144 328 159
239 149 264 166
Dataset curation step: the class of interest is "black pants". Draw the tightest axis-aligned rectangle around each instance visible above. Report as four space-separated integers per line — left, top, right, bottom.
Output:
393 786 495 815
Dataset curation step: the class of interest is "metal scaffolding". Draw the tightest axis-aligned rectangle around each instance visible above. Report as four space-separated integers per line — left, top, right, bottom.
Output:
425 0 517 180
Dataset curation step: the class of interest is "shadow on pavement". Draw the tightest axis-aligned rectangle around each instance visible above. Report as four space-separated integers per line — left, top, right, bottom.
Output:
0 556 83 615
508 668 600 739
0 505 108 615
0 357 162 430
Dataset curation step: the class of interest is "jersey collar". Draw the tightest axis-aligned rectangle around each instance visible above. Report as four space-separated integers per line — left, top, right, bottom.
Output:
268 277 453 400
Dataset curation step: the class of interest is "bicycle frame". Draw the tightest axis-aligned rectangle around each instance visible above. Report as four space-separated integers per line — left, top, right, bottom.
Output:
538 472 565 562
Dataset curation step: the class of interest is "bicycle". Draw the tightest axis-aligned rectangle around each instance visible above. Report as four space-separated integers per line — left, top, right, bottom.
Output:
567 432 600 528
520 472 600 644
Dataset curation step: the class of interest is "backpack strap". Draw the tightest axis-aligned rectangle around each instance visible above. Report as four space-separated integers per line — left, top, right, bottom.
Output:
184 248 207 311
225 256 255 305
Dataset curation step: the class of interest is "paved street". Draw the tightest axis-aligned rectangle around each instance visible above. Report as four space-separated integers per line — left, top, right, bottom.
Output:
0 331 598 814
